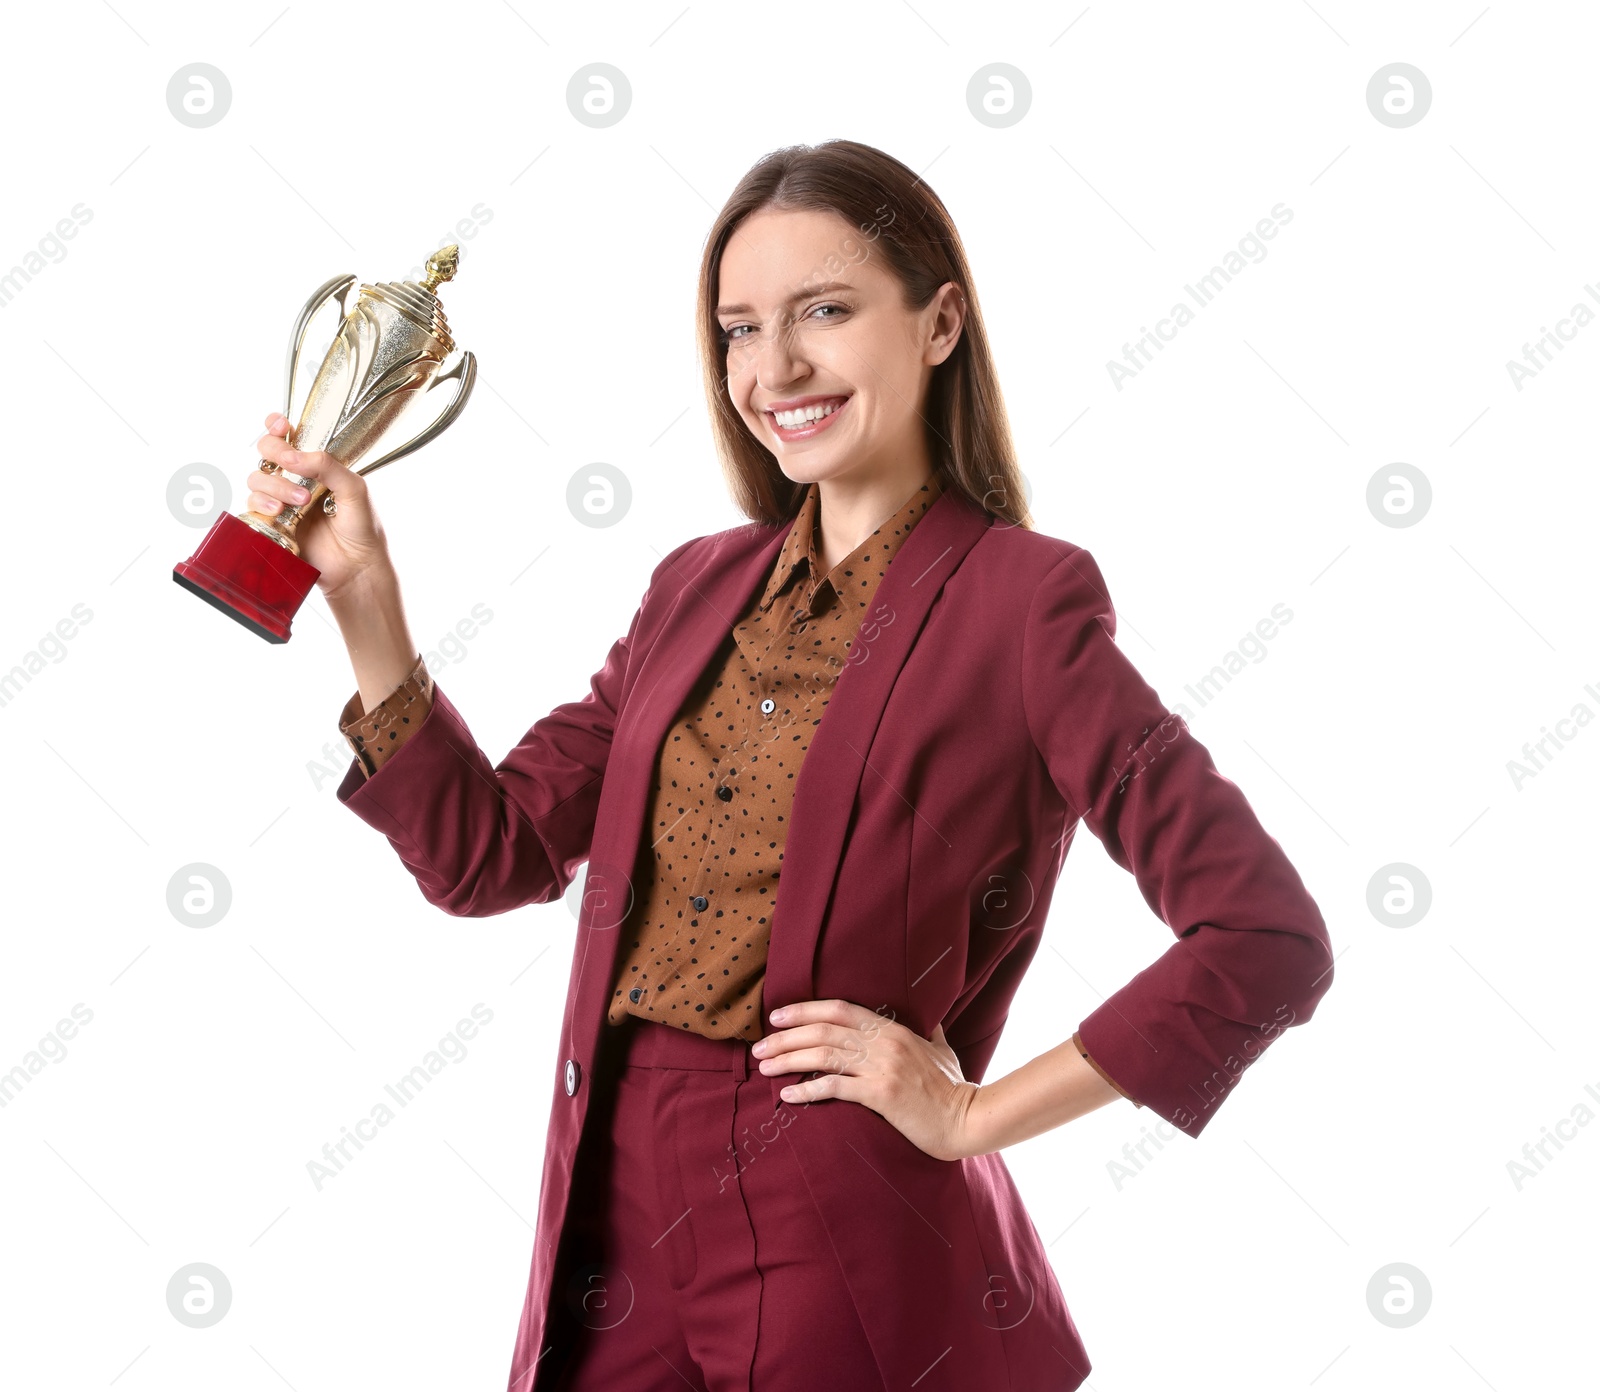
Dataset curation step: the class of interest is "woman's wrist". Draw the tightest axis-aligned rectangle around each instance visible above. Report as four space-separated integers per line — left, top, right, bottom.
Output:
960 1038 1126 1156
325 562 422 713
948 1080 989 1160
323 557 400 616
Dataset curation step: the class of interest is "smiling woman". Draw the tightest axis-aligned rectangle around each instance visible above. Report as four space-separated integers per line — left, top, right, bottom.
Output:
316 138 1333 1392
696 145 1029 560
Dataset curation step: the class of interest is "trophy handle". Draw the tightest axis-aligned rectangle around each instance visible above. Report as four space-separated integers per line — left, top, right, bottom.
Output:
283 273 357 419
351 349 478 478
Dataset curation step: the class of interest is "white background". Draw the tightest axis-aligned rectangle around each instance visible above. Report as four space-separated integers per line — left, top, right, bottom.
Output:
0 1 1593 1388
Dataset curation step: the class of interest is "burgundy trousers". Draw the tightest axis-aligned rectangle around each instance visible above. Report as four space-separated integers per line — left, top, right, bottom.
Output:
543 1014 885 1391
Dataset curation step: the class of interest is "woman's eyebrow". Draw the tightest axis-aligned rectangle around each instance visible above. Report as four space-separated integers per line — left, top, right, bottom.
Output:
716 279 854 316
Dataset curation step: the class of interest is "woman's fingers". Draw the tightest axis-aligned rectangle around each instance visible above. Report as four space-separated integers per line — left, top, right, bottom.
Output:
757 1045 850 1077
776 1071 855 1105
253 417 348 491
256 430 301 471
253 412 290 460
756 1024 877 1074
247 422 367 510
250 466 311 507
248 410 325 515
754 1021 841 1056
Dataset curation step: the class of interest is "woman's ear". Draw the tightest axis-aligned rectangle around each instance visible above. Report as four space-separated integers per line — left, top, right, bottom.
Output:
924 281 966 366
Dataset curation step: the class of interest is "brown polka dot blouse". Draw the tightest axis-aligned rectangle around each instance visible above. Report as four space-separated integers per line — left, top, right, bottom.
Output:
604 467 947 1041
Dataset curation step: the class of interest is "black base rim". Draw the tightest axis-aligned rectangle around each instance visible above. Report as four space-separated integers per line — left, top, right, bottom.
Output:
172 569 287 644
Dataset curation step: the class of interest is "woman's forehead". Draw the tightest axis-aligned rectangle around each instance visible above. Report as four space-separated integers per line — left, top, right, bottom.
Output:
719 209 889 308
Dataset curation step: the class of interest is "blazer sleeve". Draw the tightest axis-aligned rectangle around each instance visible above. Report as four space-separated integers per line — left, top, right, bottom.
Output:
334 537 699 917
1021 545 1334 1139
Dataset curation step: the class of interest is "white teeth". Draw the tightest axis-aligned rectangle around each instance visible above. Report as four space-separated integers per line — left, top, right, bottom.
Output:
772 399 844 428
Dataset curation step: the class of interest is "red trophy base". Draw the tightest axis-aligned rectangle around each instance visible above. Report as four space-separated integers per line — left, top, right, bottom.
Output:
173 512 321 644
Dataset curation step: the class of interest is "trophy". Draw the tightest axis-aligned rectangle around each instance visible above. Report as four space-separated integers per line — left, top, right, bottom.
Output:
173 245 477 642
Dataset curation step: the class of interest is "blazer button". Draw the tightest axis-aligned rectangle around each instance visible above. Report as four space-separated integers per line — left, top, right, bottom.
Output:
692 894 709 912
716 785 733 801
563 1058 579 1096
629 986 643 1003
760 698 776 714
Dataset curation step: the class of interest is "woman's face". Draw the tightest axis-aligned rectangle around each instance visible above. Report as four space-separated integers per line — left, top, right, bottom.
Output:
715 206 963 487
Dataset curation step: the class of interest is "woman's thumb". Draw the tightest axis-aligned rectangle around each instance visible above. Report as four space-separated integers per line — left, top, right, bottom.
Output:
283 446 367 508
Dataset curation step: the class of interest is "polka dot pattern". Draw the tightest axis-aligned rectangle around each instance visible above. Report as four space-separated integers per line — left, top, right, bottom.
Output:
338 654 434 778
604 467 949 1042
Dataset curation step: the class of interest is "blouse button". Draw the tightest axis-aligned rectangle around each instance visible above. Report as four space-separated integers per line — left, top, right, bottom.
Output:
692 895 709 912
629 986 643 1004
760 698 776 714
716 785 733 802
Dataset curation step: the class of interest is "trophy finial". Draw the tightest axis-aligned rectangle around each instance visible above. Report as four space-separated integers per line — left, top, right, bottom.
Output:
421 245 459 292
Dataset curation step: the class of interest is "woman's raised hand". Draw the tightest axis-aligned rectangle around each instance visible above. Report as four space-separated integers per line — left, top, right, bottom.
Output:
247 411 392 600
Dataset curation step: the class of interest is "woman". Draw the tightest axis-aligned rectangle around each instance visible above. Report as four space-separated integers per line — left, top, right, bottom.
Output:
247 140 1333 1391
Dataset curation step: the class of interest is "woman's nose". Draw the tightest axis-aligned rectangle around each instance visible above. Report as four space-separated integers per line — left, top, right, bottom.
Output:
749 319 807 381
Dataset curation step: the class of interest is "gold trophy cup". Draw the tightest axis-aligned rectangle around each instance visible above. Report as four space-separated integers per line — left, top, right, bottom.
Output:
173 245 476 642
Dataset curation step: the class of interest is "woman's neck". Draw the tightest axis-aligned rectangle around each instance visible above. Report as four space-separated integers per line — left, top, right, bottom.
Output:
813 456 940 577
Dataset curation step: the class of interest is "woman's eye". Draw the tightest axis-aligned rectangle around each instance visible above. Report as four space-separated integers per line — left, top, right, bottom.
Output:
721 304 847 345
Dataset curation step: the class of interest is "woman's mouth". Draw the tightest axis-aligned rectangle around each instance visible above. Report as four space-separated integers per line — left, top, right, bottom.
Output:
765 395 850 442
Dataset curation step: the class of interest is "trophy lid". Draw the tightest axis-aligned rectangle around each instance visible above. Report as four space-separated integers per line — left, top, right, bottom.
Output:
356 243 462 353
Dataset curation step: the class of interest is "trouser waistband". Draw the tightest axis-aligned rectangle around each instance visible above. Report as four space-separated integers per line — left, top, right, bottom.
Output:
607 1014 752 1077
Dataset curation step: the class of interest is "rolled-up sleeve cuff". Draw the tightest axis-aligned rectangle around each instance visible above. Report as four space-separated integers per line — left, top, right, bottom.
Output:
1073 1029 1140 1106
337 651 434 779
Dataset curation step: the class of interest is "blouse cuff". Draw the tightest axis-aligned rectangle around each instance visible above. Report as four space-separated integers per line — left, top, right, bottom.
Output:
338 651 435 779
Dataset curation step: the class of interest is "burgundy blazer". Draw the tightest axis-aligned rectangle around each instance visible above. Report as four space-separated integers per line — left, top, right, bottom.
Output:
337 482 1334 1391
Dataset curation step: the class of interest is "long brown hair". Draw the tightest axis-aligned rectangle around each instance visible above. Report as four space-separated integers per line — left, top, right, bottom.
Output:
695 139 1033 531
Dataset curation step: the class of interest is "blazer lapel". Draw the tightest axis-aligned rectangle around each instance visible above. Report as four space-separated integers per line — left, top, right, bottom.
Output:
567 521 788 1071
